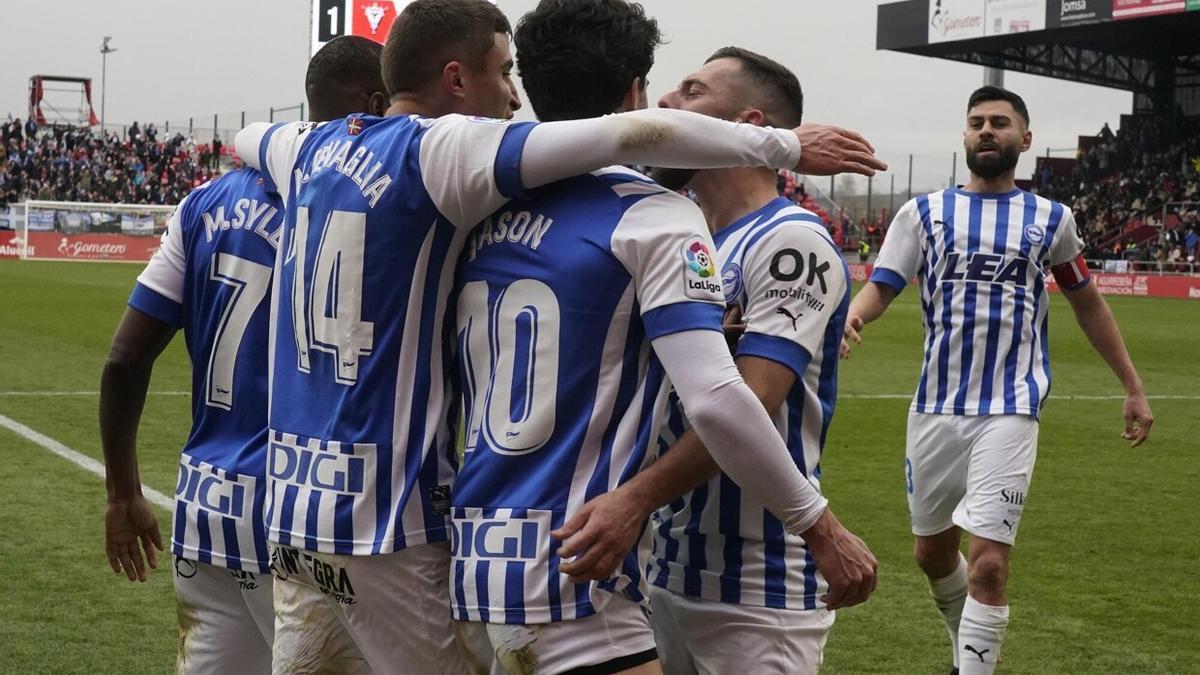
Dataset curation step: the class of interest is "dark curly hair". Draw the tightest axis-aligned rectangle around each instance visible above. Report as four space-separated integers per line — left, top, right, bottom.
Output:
514 0 663 121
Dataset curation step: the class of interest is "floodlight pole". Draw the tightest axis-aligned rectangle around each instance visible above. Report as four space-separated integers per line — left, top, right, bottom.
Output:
100 37 118 133
984 66 1004 88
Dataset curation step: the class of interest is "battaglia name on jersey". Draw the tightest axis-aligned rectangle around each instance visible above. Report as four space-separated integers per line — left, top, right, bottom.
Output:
298 137 394 208
201 198 281 248
466 208 556 261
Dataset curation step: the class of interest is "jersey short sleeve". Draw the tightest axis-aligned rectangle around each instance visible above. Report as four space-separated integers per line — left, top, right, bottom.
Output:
417 115 538 230
129 194 192 327
608 184 725 340
735 225 848 378
1047 206 1085 267
870 198 924 293
235 121 320 202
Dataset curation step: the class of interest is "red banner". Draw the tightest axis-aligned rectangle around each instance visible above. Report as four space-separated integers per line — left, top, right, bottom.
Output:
1112 0 1187 20
1045 271 1200 299
24 231 159 262
0 232 26 259
849 263 1200 299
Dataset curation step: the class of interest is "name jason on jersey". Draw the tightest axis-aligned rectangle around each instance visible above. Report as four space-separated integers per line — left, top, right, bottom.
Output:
466 208 555 261
295 138 393 208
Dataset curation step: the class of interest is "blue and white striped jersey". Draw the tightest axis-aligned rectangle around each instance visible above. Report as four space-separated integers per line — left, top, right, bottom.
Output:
243 114 537 555
130 168 283 572
870 188 1084 417
449 167 726 624
649 198 849 610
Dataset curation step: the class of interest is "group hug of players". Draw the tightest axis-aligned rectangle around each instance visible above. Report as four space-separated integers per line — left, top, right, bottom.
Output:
99 1 1153 674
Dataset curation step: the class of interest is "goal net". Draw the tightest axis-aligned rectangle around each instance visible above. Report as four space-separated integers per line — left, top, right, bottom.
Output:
19 200 173 262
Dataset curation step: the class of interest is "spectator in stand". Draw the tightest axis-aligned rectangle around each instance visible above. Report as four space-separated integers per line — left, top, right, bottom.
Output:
0 123 212 206
24 117 37 139
1186 227 1199 259
211 136 223 171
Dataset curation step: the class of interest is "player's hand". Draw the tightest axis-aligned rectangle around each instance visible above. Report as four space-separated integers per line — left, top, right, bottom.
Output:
840 315 865 359
1122 390 1153 448
801 508 878 610
792 124 887 177
552 490 649 584
722 305 746 353
105 496 163 582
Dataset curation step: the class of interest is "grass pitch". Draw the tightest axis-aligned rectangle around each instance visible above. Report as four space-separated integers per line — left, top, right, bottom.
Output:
0 258 1196 674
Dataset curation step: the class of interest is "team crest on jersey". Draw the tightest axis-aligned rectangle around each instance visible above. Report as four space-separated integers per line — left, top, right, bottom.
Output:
721 262 743 303
346 117 364 136
1023 223 1046 246
682 236 722 300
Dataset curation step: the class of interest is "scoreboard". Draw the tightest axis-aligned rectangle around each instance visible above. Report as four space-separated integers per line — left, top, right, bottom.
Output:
311 0 408 54
310 0 498 54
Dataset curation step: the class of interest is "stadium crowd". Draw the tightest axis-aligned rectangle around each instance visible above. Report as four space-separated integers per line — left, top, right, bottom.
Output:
1035 113 1200 269
0 117 220 207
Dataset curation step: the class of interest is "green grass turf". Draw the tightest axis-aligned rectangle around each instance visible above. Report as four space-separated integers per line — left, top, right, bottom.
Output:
1 258 1197 673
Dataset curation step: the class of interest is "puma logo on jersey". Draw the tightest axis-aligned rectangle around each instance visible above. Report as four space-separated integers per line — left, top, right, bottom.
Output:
776 306 802 331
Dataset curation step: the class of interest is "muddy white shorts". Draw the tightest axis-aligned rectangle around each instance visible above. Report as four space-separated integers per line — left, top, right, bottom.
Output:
648 585 834 675
270 541 468 674
906 412 1038 545
453 592 657 675
173 556 273 674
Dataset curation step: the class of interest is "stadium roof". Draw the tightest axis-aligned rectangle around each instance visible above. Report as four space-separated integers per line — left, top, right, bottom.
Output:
877 1 1200 113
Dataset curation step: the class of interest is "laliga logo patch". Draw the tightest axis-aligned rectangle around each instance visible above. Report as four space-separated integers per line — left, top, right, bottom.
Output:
1023 223 1045 246
684 239 716 278
722 262 743 304
682 236 722 300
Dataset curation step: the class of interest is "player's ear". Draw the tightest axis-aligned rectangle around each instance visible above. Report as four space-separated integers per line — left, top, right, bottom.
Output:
741 109 766 127
367 91 388 117
443 61 466 100
1020 128 1033 152
618 77 647 113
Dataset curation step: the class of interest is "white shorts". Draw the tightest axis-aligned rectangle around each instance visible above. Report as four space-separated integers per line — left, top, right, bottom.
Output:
454 593 657 675
270 541 467 675
648 586 834 675
905 412 1038 545
173 556 273 675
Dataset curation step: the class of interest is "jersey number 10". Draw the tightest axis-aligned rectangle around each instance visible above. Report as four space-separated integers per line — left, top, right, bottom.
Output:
458 279 560 456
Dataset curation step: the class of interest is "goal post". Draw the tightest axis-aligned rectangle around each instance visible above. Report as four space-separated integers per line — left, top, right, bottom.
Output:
19 200 173 263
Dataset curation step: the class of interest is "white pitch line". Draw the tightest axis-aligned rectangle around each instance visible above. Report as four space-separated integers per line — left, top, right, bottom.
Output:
0 412 173 510
0 391 188 396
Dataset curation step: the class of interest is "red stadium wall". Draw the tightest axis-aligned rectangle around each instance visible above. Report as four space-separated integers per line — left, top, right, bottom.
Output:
23 231 159 262
846 264 1200 300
